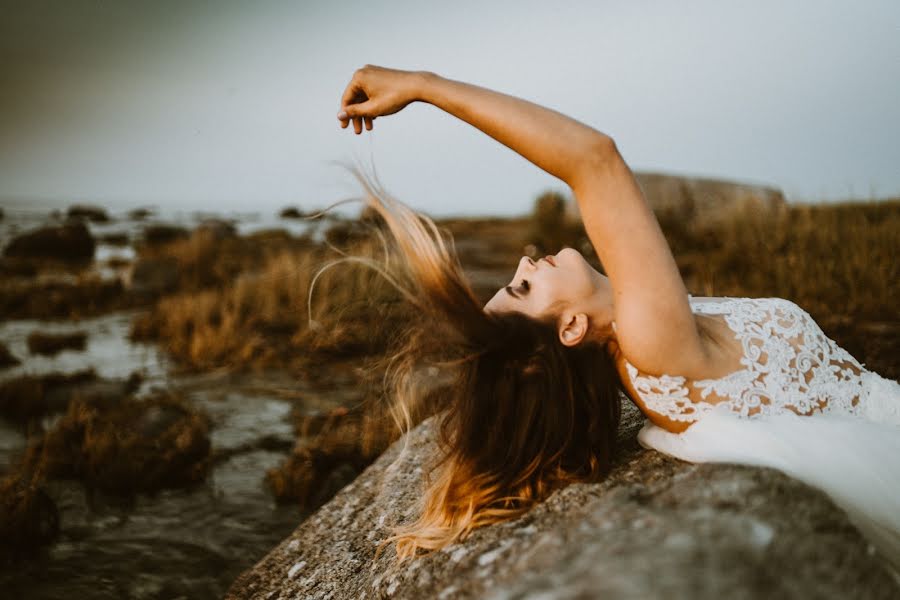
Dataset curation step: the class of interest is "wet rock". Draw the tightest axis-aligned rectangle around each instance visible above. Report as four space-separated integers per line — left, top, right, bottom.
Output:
2 222 95 262
66 204 109 223
228 403 898 599
0 276 128 320
125 256 179 296
0 258 38 278
279 206 305 219
0 342 20 368
0 369 140 426
141 223 190 247
0 473 60 564
128 207 154 220
26 330 88 356
105 256 131 269
23 394 211 495
99 232 130 246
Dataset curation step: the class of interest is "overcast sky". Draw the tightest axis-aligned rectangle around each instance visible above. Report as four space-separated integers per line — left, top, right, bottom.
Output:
1 0 898 217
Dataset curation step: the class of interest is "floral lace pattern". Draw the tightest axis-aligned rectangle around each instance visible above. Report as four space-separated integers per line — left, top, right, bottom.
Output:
624 296 868 423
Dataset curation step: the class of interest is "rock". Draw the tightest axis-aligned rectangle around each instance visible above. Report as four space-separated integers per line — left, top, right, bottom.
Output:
99 232 130 246
26 330 88 356
0 342 20 369
2 222 95 262
0 276 127 320
563 172 786 226
128 207 154 220
22 394 212 495
279 206 305 219
228 402 898 599
637 172 786 223
141 223 189 247
0 258 37 278
0 474 60 564
66 204 109 223
125 256 179 296
0 369 139 426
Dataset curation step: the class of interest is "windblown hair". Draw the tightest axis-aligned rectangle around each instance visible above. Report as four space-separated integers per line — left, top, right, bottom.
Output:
333 164 623 560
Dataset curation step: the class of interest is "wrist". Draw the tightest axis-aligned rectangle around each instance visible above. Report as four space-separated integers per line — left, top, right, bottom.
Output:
412 70 440 104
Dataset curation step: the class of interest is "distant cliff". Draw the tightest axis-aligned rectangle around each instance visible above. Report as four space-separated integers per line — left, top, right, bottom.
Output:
227 402 897 599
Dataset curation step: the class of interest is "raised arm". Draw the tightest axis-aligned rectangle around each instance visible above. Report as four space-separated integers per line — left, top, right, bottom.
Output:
337 66 707 375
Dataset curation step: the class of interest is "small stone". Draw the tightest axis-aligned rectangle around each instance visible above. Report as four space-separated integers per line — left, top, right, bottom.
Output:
287 561 306 578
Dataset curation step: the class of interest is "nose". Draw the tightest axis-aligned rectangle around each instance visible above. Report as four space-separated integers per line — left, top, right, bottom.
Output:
519 256 536 270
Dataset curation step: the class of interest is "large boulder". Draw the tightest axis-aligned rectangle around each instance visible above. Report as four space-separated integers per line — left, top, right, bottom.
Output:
636 171 785 223
563 171 786 226
228 402 897 599
2 222 95 262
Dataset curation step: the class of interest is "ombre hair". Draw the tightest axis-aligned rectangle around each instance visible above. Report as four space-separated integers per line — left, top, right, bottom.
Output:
323 163 623 560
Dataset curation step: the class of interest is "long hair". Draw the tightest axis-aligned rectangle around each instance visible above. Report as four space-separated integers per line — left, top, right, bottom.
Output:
328 163 623 560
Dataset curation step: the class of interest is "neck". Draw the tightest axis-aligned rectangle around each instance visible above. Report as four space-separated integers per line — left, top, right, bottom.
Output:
584 287 616 345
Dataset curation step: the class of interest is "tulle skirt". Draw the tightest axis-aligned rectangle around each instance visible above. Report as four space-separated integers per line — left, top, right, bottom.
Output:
637 371 900 577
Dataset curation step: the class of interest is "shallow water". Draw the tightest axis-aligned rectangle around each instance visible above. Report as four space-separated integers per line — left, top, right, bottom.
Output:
0 354 338 599
0 207 360 599
0 312 170 385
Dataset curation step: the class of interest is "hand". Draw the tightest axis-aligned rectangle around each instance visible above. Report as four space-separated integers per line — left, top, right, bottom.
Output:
337 65 427 134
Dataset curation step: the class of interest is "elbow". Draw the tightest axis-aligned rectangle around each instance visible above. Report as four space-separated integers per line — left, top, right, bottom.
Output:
573 135 621 183
589 134 619 165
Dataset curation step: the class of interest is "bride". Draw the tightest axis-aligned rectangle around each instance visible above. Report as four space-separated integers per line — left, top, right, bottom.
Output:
333 65 900 573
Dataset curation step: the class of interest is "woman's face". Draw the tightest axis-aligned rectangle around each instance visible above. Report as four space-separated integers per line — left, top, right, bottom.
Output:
484 247 606 320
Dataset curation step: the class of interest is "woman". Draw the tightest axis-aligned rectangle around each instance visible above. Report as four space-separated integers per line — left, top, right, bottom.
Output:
333 65 900 572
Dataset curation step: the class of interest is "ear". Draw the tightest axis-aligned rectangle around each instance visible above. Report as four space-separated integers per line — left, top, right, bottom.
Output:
558 312 589 347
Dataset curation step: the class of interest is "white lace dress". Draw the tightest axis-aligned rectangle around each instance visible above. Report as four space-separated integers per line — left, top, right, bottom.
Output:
626 295 900 574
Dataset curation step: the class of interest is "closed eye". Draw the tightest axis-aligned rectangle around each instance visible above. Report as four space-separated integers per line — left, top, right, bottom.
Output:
504 279 530 299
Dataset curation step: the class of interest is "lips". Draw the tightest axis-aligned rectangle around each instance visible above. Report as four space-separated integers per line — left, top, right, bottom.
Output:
543 255 556 267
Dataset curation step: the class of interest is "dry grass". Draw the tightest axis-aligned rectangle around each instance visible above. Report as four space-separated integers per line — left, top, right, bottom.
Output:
266 404 397 508
655 199 900 378
20 393 211 495
130 230 411 373
658 199 899 320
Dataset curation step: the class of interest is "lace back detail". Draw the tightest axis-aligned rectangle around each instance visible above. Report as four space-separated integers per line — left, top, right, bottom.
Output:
624 297 868 423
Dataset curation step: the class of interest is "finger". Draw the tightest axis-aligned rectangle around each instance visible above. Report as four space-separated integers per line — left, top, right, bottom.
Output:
364 116 373 131
340 80 362 112
353 116 362 134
